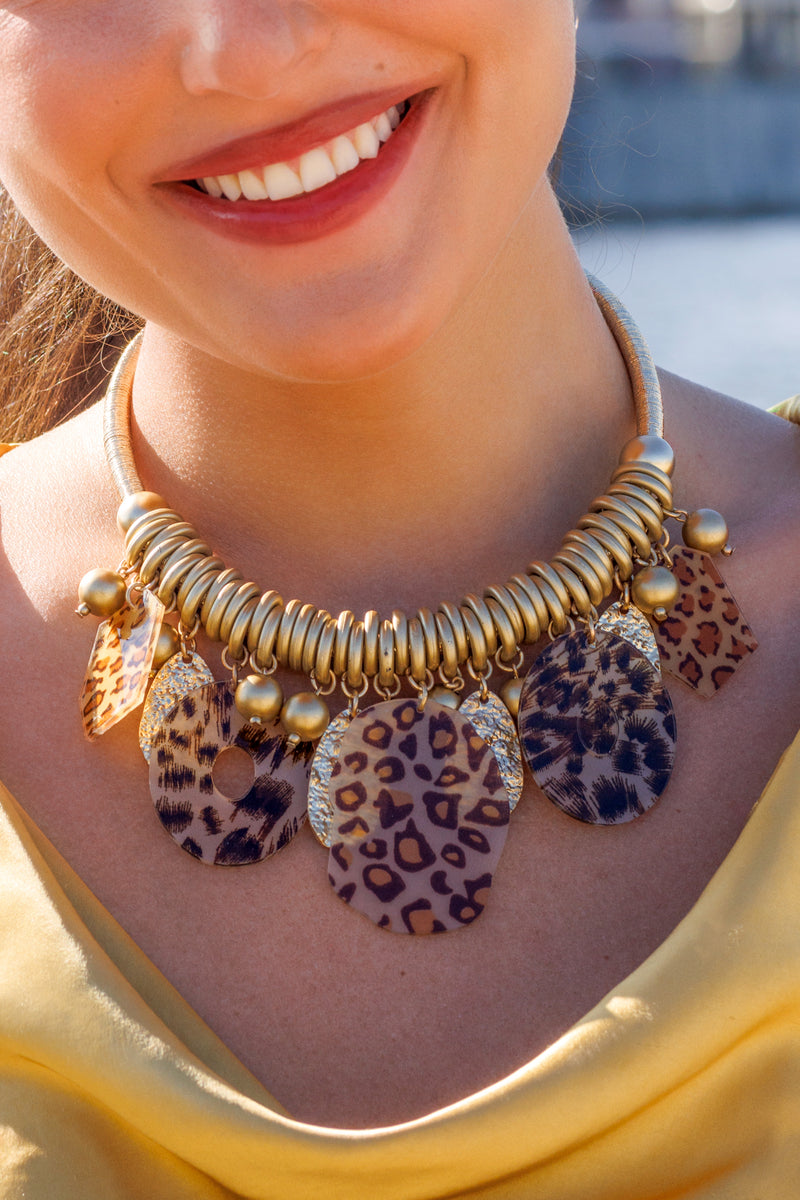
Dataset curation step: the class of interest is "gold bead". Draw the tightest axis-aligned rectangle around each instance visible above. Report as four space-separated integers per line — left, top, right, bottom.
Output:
76 568 127 618
429 685 460 710
235 675 284 725
280 692 330 742
117 491 169 534
631 566 680 615
152 622 181 670
653 606 670 624
500 675 525 720
682 509 729 556
619 435 675 477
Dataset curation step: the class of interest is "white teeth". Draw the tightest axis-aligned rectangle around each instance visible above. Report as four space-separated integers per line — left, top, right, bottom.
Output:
238 168 269 200
352 121 380 160
298 146 338 193
330 134 360 175
264 162 304 200
373 112 393 143
218 173 243 201
196 100 408 200
202 176 223 197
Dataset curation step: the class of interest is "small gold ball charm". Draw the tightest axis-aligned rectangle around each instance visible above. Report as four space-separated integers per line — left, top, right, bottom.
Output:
429 685 460 710
117 491 169 534
682 509 729 556
619 435 675 477
280 692 330 742
499 675 525 719
631 566 680 615
152 623 181 670
235 675 284 725
76 568 127 618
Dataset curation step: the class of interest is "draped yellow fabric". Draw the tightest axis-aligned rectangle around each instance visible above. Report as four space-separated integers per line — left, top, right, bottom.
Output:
0 732 798 1198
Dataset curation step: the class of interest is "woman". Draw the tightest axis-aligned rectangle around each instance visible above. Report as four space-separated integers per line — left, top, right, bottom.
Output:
0 2 797 1196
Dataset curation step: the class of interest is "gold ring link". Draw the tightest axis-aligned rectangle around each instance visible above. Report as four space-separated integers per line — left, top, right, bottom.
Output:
392 610 410 676
528 562 572 615
459 605 489 673
504 579 543 643
177 563 227 627
553 549 605 606
573 518 636 579
135 523 197 582
417 607 441 673
253 603 285 672
346 621 366 690
333 611 355 678
313 617 338 688
275 599 304 665
608 478 664 523
527 571 568 633
407 617 427 683
611 463 673 508
378 619 396 689
124 510 183 564
559 533 616 593
155 545 209 606
550 559 595 614
586 500 652 559
607 484 663 539
202 576 244 642
509 573 549 636
227 596 262 660
438 601 469 663
363 610 381 678
297 607 329 674
285 603 317 672
484 584 525 644
218 582 261 644
462 594 499 657
435 612 460 679
485 597 518 662
245 591 284 654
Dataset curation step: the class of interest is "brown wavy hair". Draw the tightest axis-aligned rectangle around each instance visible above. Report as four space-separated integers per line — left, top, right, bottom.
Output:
0 187 142 443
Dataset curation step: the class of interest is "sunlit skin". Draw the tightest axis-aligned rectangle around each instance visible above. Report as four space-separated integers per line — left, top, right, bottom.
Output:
0 0 798 1128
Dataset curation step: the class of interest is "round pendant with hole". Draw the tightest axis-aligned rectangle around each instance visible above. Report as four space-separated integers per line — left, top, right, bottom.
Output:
518 628 676 825
149 682 313 864
327 698 510 934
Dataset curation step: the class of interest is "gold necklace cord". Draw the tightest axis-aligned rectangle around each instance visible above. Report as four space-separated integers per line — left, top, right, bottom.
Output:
103 284 673 690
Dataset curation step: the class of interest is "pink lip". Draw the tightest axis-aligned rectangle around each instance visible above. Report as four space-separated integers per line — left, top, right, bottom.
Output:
157 85 431 181
154 90 435 247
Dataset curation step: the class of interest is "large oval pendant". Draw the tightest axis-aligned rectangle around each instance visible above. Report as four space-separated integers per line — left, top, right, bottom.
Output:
149 682 313 864
518 629 676 825
326 698 510 935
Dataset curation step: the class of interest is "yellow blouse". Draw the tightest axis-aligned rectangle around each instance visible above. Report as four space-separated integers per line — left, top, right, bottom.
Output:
0 730 798 1199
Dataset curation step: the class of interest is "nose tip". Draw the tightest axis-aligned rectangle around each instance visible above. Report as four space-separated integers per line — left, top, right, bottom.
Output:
180 1 330 100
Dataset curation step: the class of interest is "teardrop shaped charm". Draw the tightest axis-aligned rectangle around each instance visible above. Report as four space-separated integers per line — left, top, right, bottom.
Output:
597 600 661 673
518 628 676 825
138 651 214 763
326 698 510 935
81 589 165 739
459 691 524 810
149 682 313 864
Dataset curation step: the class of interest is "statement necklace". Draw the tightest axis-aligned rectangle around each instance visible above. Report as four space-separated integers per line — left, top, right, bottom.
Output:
77 279 757 935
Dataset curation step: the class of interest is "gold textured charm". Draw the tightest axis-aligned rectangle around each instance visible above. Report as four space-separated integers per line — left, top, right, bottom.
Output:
138 651 215 763
308 708 353 847
654 547 758 696
81 590 165 740
597 601 661 673
460 691 524 810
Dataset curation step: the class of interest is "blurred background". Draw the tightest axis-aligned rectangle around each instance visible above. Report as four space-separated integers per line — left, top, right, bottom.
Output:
562 0 800 408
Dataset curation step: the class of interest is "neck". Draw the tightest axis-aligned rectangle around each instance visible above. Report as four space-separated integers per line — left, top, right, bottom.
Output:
128 195 634 615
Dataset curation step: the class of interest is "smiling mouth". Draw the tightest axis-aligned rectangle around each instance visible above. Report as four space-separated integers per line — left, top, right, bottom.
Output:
190 100 411 203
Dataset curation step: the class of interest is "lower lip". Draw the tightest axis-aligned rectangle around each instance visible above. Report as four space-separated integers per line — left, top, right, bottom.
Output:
157 91 435 247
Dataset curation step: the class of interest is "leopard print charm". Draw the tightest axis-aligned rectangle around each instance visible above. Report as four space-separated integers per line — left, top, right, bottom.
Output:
327 699 510 934
518 628 676 825
149 682 313 864
81 590 165 740
654 547 758 697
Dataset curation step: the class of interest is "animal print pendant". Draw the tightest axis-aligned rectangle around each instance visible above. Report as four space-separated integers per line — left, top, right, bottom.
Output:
518 628 676 825
326 698 510 934
654 547 758 697
81 589 165 740
138 651 214 763
459 691 524 810
596 601 661 673
149 681 313 865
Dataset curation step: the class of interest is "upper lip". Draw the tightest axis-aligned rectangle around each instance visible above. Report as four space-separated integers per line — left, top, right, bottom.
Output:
155 85 430 183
